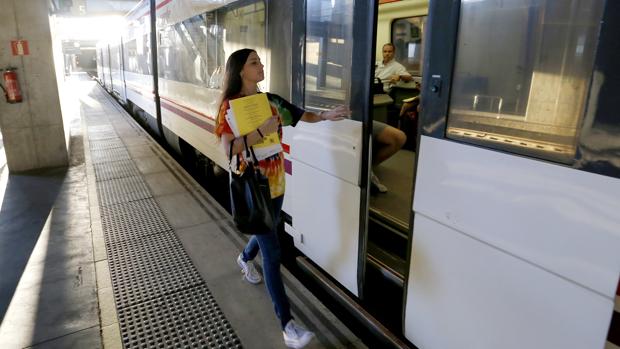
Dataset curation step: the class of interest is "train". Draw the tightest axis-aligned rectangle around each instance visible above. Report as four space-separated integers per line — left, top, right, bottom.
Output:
96 0 620 348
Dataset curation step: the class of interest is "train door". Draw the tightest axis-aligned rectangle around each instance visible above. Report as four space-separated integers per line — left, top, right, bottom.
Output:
110 41 127 103
405 1 620 348
284 0 376 297
109 43 120 98
96 45 104 84
118 37 128 103
103 44 113 92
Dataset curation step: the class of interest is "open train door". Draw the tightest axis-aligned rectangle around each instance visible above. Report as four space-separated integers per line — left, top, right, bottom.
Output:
283 0 377 298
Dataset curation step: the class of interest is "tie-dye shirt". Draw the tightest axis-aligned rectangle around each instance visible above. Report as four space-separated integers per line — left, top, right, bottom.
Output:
215 93 305 198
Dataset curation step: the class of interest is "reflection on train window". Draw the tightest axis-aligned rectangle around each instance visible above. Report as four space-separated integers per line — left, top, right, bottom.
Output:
158 14 210 84
446 0 604 163
391 16 426 77
304 0 354 112
124 35 151 75
109 45 121 72
157 1 265 87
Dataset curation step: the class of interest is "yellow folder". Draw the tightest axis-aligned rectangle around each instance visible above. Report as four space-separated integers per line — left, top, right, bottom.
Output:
229 94 280 149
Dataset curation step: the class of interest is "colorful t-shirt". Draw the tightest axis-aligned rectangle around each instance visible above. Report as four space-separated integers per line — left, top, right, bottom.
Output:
215 92 305 198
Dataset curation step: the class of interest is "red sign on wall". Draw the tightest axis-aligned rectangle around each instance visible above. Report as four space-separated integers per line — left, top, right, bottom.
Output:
10 40 29 56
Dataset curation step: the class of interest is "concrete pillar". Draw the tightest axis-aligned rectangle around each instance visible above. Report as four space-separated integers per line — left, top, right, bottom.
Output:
0 0 69 172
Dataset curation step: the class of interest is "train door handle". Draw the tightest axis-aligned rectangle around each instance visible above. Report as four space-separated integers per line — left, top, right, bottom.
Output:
430 75 442 95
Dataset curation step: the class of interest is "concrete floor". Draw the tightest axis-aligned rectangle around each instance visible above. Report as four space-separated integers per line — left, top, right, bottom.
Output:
0 80 101 348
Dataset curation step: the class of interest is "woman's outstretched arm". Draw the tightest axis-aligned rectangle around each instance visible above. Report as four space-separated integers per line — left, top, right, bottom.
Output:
300 105 351 123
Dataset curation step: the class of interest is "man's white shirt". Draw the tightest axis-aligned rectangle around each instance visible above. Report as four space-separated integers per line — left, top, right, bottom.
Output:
375 59 411 93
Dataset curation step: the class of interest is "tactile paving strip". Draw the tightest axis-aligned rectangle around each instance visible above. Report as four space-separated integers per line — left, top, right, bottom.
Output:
90 138 126 151
88 125 114 133
97 175 151 206
87 90 242 348
105 231 204 308
89 130 118 141
117 284 242 349
91 147 132 163
116 128 144 138
93 159 142 181
85 120 110 127
101 198 173 243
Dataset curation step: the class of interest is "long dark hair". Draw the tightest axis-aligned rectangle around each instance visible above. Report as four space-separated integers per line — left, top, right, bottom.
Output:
215 48 256 136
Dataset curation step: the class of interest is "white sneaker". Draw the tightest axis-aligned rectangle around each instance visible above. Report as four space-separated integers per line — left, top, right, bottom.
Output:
236 253 262 284
283 320 315 349
370 172 388 193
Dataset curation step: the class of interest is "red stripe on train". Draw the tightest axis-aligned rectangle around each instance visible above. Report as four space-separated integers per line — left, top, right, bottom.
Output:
284 158 292 175
126 85 154 99
159 96 215 120
156 0 173 11
282 143 290 154
160 100 214 133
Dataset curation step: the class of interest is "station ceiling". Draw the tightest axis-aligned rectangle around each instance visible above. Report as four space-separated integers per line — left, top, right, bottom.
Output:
50 0 140 17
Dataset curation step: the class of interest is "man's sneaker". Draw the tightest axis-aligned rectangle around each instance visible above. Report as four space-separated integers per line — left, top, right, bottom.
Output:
370 171 388 193
236 253 262 284
283 320 315 349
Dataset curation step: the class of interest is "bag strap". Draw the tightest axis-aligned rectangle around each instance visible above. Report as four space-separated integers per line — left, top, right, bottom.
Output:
228 135 260 172
242 135 260 164
228 137 242 172
228 138 235 163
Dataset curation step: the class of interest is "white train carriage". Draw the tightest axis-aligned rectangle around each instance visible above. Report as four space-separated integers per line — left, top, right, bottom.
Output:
96 1 620 348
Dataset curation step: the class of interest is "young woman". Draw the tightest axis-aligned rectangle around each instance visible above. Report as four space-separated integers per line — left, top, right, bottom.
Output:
215 48 350 349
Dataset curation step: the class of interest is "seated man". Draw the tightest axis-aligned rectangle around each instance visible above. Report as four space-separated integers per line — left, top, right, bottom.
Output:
371 43 409 193
375 43 413 94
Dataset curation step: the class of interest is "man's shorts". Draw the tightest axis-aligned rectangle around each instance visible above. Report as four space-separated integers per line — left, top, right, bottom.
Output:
372 120 388 139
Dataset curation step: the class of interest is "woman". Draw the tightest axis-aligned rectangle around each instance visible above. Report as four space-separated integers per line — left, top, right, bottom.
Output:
215 48 350 349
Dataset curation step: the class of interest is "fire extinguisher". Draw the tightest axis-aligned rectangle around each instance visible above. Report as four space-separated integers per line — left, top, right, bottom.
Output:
0 67 23 103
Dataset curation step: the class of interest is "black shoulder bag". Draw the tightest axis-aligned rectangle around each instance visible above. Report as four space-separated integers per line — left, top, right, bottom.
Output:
228 136 275 235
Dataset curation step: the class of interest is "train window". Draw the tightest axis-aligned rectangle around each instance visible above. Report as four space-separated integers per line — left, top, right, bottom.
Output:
304 0 354 111
124 36 151 75
446 0 604 163
158 14 210 84
219 1 266 88
220 2 265 58
157 1 266 88
110 45 121 71
204 11 223 88
124 40 136 73
391 16 426 77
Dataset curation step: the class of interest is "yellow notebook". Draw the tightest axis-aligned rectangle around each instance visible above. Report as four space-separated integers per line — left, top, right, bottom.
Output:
228 94 281 156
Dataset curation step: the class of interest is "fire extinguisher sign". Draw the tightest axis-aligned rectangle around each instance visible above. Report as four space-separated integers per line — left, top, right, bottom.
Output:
10 40 29 56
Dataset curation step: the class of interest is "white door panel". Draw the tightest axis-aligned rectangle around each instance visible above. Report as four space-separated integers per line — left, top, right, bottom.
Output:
291 119 362 185
413 136 620 297
405 214 613 349
291 160 360 296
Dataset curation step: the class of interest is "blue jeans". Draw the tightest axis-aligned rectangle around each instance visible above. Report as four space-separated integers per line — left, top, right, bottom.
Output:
240 195 292 329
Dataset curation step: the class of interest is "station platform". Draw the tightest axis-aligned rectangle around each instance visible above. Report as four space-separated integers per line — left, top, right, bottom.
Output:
0 76 366 349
